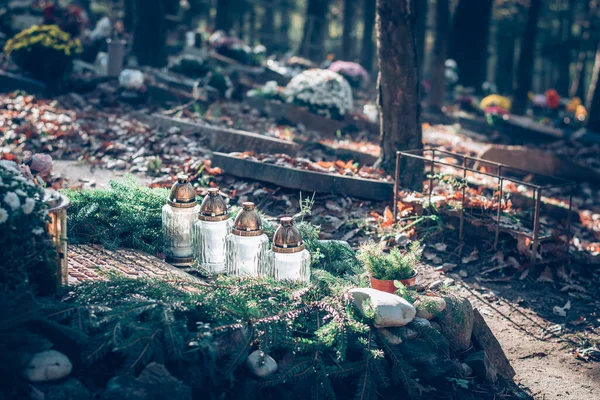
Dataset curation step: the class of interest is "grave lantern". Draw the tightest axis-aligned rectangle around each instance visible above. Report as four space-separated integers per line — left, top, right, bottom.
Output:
266 217 310 283
194 188 232 273
225 202 269 277
162 175 199 267
45 190 70 288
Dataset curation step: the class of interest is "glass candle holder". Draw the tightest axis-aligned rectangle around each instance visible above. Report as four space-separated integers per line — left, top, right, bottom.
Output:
194 188 232 273
162 175 199 267
267 217 310 283
225 202 268 277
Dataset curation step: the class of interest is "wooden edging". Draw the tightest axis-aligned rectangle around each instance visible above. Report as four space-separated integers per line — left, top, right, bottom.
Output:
246 97 380 137
139 113 299 156
212 152 393 201
0 70 47 96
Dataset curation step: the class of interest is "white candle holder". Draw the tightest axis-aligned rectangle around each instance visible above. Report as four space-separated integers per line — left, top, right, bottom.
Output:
162 175 199 267
267 217 310 283
225 202 268 277
194 188 232 273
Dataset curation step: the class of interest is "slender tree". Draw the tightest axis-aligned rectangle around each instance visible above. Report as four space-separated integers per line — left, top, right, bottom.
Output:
360 0 377 71
587 43 600 132
414 0 428 71
428 0 450 112
376 0 422 189
342 0 358 59
124 0 135 32
512 0 542 115
494 2 524 95
299 0 330 61
279 0 292 51
133 0 168 67
260 0 276 49
215 0 238 33
570 1 596 99
555 0 576 96
448 0 493 91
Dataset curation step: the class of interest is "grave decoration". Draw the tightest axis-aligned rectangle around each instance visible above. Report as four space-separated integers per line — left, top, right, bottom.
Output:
266 217 311 283
193 188 232 273
3 24 82 82
0 157 62 295
162 175 199 267
249 69 354 121
225 202 269 277
10 178 519 399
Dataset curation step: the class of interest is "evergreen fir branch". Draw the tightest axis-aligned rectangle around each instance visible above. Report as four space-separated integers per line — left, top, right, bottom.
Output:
312 355 337 400
410 323 449 355
258 356 317 389
325 361 366 379
376 332 417 399
355 331 377 400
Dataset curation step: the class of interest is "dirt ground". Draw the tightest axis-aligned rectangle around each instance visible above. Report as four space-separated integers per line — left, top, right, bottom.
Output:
417 254 600 400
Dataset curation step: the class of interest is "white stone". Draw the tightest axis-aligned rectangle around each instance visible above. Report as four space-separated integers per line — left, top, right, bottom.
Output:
246 351 278 378
23 350 72 382
348 288 416 328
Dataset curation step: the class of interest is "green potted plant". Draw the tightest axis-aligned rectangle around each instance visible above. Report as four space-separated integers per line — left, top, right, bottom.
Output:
357 241 422 294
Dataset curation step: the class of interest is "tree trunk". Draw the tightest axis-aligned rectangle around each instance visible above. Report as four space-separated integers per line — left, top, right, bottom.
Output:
556 0 575 96
342 0 358 59
570 1 596 99
279 0 292 51
586 43 600 131
360 0 377 71
124 0 135 32
299 0 330 61
377 0 423 189
260 0 276 50
511 0 542 115
248 4 257 45
133 0 168 68
449 0 493 91
415 0 428 71
215 0 237 33
428 0 450 112
495 32 516 94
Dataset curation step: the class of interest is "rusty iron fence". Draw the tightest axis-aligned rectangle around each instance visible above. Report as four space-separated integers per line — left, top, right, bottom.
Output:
393 148 576 265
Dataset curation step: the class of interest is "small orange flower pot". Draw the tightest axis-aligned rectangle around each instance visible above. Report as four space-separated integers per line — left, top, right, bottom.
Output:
369 272 418 294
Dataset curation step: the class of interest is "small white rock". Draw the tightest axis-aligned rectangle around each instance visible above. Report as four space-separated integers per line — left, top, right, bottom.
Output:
348 288 416 328
461 362 474 376
23 350 72 382
246 351 278 378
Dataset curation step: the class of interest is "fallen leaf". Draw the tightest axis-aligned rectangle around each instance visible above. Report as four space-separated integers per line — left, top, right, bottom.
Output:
461 249 479 264
433 243 448 252
536 266 554 283
381 206 395 228
553 300 571 317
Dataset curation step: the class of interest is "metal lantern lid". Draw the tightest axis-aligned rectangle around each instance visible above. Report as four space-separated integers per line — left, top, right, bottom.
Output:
168 175 197 208
272 217 305 254
199 188 229 221
232 202 263 236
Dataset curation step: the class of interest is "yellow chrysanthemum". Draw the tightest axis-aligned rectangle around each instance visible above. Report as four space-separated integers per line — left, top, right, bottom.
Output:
480 94 511 111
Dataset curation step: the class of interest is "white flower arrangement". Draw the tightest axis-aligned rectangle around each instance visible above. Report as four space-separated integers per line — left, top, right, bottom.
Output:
283 69 354 120
0 160 47 229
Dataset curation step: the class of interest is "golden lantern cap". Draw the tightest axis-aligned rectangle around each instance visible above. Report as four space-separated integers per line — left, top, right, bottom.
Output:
198 188 229 221
232 202 263 236
272 217 305 253
168 175 197 208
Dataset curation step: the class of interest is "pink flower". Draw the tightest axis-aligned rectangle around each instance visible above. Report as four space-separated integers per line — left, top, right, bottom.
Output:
328 61 370 82
29 154 53 177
